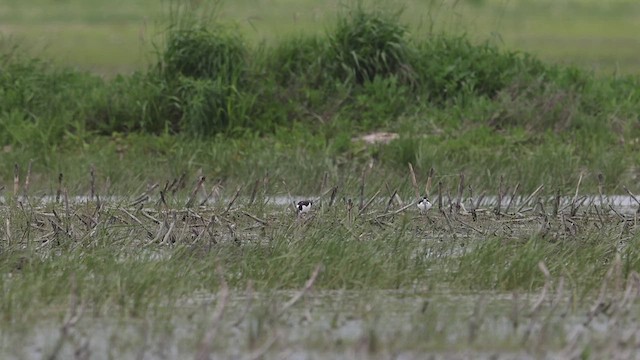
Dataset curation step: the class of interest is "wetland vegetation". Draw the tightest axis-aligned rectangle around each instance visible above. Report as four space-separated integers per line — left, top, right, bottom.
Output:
1 0 640 358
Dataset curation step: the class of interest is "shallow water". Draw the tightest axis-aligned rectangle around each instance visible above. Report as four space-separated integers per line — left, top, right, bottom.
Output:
3 289 639 359
4 194 640 213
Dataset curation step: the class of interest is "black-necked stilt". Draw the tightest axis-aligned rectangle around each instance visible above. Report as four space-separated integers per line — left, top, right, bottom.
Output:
417 196 432 213
297 200 313 215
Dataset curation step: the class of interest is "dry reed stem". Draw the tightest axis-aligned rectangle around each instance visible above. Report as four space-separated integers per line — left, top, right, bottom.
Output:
186 176 206 208
232 280 254 328
320 171 328 195
358 188 381 216
195 266 229 360
522 262 551 345
437 181 443 211
249 179 260 206
530 261 551 315
47 273 84 360
597 173 605 207
623 185 640 212
359 169 366 210
505 182 520 215
224 186 242 214
408 163 419 199
23 160 32 199
245 334 279 360
5 217 11 247
516 184 544 214
552 189 561 217
467 185 477 221
455 173 465 214
570 172 584 216
384 188 398 213
455 217 484 235
467 295 484 344
494 175 504 216
329 186 339 207
13 163 19 202
277 264 322 317
90 165 96 202
425 167 434 197
372 201 414 220
242 211 268 226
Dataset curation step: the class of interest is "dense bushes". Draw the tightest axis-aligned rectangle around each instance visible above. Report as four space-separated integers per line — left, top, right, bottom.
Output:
0 5 638 145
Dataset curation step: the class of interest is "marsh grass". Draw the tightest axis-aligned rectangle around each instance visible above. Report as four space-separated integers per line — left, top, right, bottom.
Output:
1 4 637 197
3 171 640 357
2 169 640 318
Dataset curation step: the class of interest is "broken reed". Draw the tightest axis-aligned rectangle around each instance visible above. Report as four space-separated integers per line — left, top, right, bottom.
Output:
3 163 639 254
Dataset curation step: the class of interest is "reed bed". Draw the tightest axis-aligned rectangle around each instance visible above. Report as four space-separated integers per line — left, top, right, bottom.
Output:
2 165 640 358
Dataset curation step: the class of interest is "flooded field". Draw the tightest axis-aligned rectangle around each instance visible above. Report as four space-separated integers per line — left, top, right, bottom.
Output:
5 285 640 359
2 184 640 359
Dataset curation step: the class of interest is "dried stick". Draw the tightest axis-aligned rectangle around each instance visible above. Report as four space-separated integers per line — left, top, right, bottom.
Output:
242 211 268 226
223 186 242 214
358 188 381 216
623 185 640 213
455 173 465 214
359 169 366 210
425 167 435 197
13 163 19 201
530 261 551 315
570 172 583 216
516 184 544 214
408 163 419 199
504 182 520 215
320 171 328 195
373 202 415 220
346 198 353 225
249 179 260 206
384 189 398 213
90 164 96 201
329 186 339 207
277 264 322 317
23 160 32 199
468 185 477 221
195 266 229 360
185 176 206 208
552 189 561 217
494 175 504 216
597 173 606 208
46 273 84 360
232 281 254 327
437 181 443 211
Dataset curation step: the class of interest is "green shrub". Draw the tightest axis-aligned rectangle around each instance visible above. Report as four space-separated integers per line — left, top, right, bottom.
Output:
83 73 177 135
412 35 546 101
264 36 328 86
328 6 414 84
161 26 246 83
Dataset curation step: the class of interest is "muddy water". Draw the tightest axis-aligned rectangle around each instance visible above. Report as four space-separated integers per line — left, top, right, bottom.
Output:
3 289 639 359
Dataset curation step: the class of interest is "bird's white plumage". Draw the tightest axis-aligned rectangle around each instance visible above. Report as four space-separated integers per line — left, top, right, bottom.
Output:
417 197 432 213
297 200 312 214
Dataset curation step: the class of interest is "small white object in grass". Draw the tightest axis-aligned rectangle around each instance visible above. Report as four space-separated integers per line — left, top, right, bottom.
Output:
297 200 313 214
417 196 432 213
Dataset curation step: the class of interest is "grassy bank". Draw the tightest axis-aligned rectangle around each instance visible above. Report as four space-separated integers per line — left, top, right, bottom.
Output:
1 3 639 194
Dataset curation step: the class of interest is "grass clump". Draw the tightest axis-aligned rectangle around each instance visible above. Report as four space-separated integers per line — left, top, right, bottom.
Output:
161 26 245 81
328 6 413 84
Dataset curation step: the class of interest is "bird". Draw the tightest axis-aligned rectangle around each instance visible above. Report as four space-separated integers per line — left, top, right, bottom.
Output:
296 200 313 215
417 196 432 213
